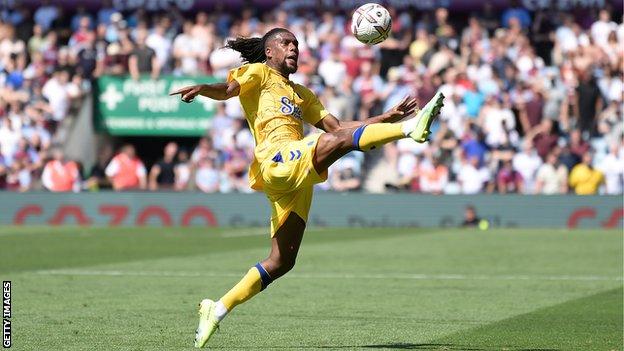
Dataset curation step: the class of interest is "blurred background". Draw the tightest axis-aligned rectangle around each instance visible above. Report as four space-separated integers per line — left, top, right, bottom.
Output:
0 0 622 202
1 4 621 348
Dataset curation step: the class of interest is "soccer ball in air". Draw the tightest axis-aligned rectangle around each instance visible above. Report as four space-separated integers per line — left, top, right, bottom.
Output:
351 3 392 45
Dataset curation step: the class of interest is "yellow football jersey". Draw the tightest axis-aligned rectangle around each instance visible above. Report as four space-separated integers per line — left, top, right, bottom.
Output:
569 163 604 195
227 63 329 190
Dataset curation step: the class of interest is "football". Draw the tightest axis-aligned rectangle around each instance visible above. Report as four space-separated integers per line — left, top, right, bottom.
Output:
351 3 392 45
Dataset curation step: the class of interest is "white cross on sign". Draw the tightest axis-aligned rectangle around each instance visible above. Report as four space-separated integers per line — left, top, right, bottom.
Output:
100 84 124 110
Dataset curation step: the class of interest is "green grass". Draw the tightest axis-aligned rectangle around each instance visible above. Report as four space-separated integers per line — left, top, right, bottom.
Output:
0 226 622 350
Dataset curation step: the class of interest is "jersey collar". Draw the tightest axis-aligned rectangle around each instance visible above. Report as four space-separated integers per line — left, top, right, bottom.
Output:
265 64 291 83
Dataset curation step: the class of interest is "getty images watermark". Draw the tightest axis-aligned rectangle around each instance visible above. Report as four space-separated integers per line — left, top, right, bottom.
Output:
3 281 10 348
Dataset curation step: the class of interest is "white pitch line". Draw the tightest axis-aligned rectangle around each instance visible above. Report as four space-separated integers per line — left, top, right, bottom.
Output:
0 227 330 239
219 229 269 238
220 227 334 238
34 270 623 282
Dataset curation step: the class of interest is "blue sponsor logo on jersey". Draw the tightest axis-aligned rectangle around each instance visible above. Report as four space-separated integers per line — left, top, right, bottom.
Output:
280 97 302 120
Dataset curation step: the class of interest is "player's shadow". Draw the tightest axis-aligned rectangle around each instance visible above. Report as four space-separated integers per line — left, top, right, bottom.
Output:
357 344 560 351
213 344 560 350
361 343 483 350
314 344 480 350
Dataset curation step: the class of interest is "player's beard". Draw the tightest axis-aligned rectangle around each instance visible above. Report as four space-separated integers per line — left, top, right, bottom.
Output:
283 58 298 74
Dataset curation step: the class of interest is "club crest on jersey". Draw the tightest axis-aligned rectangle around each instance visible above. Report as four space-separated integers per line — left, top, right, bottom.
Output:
280 97 302 119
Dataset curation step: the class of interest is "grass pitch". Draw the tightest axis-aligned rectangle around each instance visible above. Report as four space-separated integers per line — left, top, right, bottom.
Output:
0 226 622 350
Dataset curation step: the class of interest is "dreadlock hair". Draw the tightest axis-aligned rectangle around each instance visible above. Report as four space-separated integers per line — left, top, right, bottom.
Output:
225 27 291 64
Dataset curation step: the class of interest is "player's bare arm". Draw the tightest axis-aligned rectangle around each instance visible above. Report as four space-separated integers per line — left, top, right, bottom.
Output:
169 80 240 102
315 95 420 133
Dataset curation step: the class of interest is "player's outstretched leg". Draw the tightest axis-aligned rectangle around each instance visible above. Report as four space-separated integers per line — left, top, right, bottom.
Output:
194 213 305 348
313 91 444 172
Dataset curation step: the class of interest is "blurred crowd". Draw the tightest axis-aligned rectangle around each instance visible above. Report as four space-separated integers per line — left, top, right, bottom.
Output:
0 1 622 194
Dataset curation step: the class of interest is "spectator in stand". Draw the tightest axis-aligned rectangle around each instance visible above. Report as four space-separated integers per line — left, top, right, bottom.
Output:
597 100 623 144
221 141 251 193
129 28 160 80
146 17 173 72
496 160 523 194
382 67 413 113
6 157 31 192
596 141 624 195
576 70 602 135
432 8 457 48
209 103 234 150
76 36 98 80
602 32 621 69
409 27 432 65
195 156 220 193
318 45 346 89
149 142 178 190
192 11 216 55
174 149 191 191
13 137 40 170
41 148 80 192
516 82 545 135
396 138 425 190
42 69 72 125
39 29 58 68
173 20 206 76
330 157 361 192
479 94 516 148
102 27 134 75
69 16 94 54
85 146 113 191
209 38 241 79
461 129 489 166
321 84 355 122
512 140 542 193
105 144 147 191
558 144 581 171
569 129 590 159
97 0 116 26
458 156 491 194
461 86 485 121
435 120 460 163
569 151 604 195
0 114 19 155
0 24 25 68
530 119 559 160
352 61 383 119
33 0 59 32
591 9 617 49
419 155 448 195
4 54 26 91
230 118 254 156
535 151 569 194
191 136 219 165
27 24 45 56
501 0 531 29
105 12 124 43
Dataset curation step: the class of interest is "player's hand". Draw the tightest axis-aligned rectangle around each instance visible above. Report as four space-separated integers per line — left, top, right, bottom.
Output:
169 85 204 103
382 95 419 123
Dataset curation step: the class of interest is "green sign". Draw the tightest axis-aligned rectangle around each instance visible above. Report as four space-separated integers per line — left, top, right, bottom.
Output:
95 75 219 136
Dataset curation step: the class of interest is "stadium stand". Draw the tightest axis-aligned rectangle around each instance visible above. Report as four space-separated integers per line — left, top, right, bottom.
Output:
0 3 622 194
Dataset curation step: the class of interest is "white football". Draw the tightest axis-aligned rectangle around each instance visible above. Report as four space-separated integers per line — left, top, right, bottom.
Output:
351 3 392 45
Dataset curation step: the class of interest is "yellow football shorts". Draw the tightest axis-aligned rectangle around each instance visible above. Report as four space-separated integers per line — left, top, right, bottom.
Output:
261 134 328 236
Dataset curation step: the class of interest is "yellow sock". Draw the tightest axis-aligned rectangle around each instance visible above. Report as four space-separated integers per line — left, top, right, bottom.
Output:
353 123 405 151
219 263 272 312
